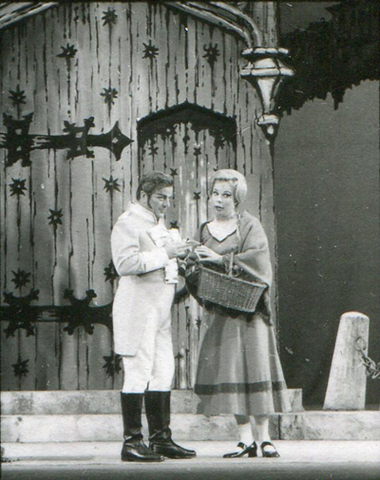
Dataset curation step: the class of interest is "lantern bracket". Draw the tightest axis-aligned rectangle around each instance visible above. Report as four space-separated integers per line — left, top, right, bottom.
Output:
163 2 295 140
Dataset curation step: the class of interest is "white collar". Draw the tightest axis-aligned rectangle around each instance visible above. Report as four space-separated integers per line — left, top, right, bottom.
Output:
207 217 238 242
129 202 161 225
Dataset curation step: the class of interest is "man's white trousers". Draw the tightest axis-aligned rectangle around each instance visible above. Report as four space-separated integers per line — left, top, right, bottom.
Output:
121 296 175 393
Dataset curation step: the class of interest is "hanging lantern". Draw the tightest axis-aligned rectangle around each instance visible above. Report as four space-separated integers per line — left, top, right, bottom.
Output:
241 47 294 139
163 2 295 140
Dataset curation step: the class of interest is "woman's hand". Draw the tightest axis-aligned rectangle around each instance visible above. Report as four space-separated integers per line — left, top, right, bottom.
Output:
195 245 223 264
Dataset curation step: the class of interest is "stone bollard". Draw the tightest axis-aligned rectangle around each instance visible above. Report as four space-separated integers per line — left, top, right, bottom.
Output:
323 311 370 410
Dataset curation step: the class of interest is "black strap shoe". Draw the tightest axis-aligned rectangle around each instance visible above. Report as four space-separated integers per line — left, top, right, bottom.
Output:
145 391 196 459
223 441 258 458
260 441 280 458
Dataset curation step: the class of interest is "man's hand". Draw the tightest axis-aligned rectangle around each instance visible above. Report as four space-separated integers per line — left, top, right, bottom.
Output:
164 242 190 259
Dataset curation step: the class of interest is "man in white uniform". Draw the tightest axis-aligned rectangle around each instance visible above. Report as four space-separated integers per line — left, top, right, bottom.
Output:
111 172 196 462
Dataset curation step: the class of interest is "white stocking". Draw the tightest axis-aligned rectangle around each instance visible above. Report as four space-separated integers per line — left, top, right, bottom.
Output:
253 415 270 442
237 421 254 446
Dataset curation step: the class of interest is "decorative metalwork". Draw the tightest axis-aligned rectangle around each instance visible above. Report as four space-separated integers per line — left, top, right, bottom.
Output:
203 43 220 67
2 289 39 337
102 8 117 26
1 113 34 166
103 352 122 377
48 209 63 229
104 261 119 283
9 178 27 197
9 85 26 108
63 117 96 159
12 358 29 379
193 146 202 157
170 168 178 177
103 176 121 194
147 142 158 156
142 40 159 59
193 191 201 201
11 269 31 289
56 43 77 59
0 298 113 333
8 84 26 125
241 47 294 139
101 87 118 106
1 114 133 166
63 289 98 335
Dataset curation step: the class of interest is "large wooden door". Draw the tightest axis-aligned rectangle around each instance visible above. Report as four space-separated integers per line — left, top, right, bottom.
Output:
1 1 276 393
138 103 236 388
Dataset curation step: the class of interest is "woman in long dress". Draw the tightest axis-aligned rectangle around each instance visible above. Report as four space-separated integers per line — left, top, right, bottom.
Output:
189 169 290 458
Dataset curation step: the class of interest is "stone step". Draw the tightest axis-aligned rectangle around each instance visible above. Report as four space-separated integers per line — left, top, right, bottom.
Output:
0 413 239 443
279 411 380 440
0 388 303 415
0 389 199 414
2 411 379 443
2 440 380 465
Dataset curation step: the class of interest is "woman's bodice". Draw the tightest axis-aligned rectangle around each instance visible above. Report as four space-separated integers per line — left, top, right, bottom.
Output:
201 224 239 255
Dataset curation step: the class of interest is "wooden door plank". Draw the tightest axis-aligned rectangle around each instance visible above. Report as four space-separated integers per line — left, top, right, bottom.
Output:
34 322 60 390
60 325 79 390
87 324 113 390
0 329 19 391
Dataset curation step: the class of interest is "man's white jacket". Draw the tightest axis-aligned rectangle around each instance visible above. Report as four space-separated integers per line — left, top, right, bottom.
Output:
111 203 175 356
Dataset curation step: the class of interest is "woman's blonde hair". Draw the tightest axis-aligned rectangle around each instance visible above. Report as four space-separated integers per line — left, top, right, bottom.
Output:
208 169 247 205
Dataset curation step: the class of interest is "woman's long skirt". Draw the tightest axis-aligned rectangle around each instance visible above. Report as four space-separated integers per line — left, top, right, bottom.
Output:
194 307 291 416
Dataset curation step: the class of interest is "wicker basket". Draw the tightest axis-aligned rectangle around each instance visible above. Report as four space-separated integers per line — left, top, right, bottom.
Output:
197 254 267 313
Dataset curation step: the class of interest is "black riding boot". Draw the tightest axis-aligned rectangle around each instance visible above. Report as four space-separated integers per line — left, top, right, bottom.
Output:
120 392 164 462
145 391 196 459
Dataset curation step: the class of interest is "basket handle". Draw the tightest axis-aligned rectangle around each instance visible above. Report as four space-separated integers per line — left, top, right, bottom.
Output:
228 252 234 277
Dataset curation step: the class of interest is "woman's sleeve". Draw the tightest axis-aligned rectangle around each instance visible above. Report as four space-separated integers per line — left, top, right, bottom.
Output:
184 224 203 269
194 224 204 243
226 219 273 287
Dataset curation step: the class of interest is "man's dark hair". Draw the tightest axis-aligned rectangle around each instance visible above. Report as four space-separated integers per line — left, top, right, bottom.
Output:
136 172 174 200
